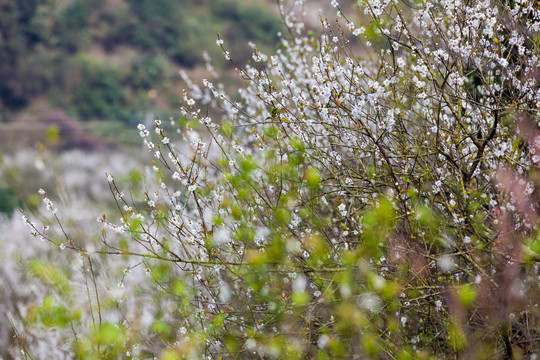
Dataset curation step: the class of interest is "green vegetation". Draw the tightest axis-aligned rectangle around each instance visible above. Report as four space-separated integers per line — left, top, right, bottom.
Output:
0 0 282 123
71 60 132 122
0 185 21 216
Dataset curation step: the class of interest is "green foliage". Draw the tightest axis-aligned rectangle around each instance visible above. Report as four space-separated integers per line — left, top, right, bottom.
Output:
72 322 127 359
0 0 282 124
71 60 133 122
305 167 322 189
27 295 78 328
0 185 21 216
53 0 91 52
129 55 168 90
27 259 71 295
0 0 50 108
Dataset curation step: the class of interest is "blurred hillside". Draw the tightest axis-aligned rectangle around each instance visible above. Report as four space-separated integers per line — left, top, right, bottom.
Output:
0 0 286 148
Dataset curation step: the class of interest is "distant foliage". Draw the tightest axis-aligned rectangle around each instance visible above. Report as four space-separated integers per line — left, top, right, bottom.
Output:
0 0 282 121
0 186 21 216
72 61 133 122
0 0 48 108
53 0 92 53
129 55 168 91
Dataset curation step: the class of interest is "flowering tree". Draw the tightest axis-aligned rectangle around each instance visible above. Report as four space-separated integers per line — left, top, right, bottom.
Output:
21 0 540 358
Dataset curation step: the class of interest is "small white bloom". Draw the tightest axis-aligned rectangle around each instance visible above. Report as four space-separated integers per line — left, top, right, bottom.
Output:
400 316 407 326
353 27 365 36
317 334 330 349
438 255 455 271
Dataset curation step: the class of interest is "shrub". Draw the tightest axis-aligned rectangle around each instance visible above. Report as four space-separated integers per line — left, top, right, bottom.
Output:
23 0 540 359
53 0 91 53
0 186 21 216
71 60 133 122
129 55 168 90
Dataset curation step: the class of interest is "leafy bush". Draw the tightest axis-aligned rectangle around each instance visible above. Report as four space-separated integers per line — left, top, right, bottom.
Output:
71 60 133 122
0 0 51 109
21 0 540 359
0 186 21 216
129 55 168 90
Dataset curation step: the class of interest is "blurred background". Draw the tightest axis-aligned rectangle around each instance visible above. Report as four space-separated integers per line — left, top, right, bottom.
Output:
0 0 288 151
0 0 347 231
0 0 294 218
0 0 346 213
